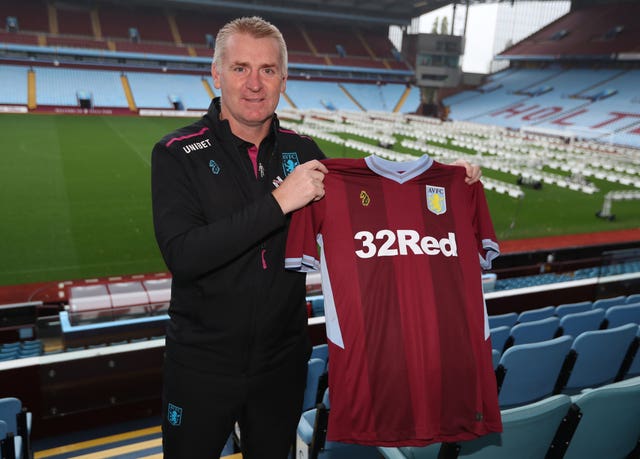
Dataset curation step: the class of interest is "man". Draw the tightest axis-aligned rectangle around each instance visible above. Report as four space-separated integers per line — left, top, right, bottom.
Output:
151 16 481 459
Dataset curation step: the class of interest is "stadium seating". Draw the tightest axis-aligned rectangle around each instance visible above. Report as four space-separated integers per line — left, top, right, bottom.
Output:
626 294 640 304
592 295 627 310
0 420 22 459
562 323 639 393
604 303 640 328
495 335 572 408
142 278 172 304
487 312 518 329
554 301 593 318
0 65 29 105
0 397 31 459
560 377 640 459
311 343 329 371
506 316 560 348
34 67 129 108
558 308 605 337
489 326 510 354
296 389 379 459
107 282 149 308
625 328 640 379
378 394 573 459
68 285 111 312
303 358 326 412
516 305 555 323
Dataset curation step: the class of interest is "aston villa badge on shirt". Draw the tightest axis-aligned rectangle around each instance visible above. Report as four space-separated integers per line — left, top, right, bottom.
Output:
282 152 300 177
426 185 447 215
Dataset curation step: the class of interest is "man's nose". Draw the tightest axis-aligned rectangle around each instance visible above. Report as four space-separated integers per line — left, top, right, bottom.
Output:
246 70 261 91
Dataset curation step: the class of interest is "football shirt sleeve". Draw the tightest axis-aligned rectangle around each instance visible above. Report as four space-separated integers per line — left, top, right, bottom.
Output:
472 181 500 270
284 201 323 272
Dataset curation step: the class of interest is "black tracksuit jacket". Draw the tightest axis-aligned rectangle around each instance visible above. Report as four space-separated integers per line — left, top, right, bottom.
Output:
151 98 325 377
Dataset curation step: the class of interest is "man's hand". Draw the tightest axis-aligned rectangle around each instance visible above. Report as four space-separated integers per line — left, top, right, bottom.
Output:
272 160 328 214
452 159 482 184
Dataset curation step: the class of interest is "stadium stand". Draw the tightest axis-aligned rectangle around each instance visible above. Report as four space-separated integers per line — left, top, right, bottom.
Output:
125 71 211 110
495 335 573 408
505 316 560 348
561 323 638 394
605 302 640 328
559 377 640 459
0 397 32 459
500 2 640 58
516 305 555 323
0 0 639 455
296 389 380 459
558 308 606 337
0 419 22 459
34 67 129 108
489 325 510 354
378 394 573 459
0 65 28 105
554 300 593 318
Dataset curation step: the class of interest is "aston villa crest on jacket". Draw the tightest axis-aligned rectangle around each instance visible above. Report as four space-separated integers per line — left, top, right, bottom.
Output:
282 152 300 176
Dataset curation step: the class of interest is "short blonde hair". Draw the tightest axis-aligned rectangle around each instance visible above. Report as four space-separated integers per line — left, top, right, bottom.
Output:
213 16 288 76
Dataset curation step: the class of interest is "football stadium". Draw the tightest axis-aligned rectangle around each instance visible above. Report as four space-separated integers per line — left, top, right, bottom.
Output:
0 0 639 457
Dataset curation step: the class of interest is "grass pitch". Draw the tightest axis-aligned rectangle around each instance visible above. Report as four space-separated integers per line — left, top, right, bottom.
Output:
0 113 638 286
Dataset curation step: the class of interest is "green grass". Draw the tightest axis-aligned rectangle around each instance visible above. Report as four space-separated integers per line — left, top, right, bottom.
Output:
0 113 638 286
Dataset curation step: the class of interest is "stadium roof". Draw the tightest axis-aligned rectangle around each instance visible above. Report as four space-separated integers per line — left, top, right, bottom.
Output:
150 0 571 26
113 0 625 27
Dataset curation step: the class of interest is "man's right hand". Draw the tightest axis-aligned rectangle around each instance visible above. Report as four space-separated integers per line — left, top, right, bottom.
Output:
272 160 328 214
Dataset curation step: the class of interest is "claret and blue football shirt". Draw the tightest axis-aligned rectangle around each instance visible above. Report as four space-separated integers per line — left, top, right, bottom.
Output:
285 155 502 446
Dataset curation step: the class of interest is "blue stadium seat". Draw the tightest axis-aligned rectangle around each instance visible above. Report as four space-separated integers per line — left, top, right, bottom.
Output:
507 316 560 348
626 293 640 304
562 323 639 393
555 300 593 318
303 358 326 412
625 328 640 379
517 305 555 323
604 302 640 328
496 335 572 408
561 377 640 459
0 420 22 459
558 308 605 337
491 349 500 370
378 395 573 459
311 343 329 370
296 389 379 459
592 295 626 310
0 398 31 459
487 312 517 329
489 326 510 354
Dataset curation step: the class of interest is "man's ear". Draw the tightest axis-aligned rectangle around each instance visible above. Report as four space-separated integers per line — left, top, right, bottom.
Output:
211 62 221 89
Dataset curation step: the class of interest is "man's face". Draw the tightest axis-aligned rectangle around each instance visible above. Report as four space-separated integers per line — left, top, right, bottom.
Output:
212 33 286 132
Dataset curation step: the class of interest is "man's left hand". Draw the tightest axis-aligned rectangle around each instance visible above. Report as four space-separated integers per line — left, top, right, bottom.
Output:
452 159 482 185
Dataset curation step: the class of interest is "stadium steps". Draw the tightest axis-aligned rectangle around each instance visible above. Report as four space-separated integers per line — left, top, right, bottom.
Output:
90 8 102 40
167 14 182 46
298 26 319 55
27 69 37 109
338 83 365 111
356 31 377 60
202 78 215 99
120 74 137 112
393 86 412 113
47 4 58 34
282 91 297 109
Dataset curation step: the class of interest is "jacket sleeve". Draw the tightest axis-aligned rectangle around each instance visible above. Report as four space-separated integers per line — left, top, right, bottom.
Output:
151 141 287 281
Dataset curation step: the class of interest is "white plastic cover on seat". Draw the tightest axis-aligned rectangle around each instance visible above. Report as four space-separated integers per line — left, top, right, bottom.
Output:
107 281 149 307
143 278 172 304
68 285 111 312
